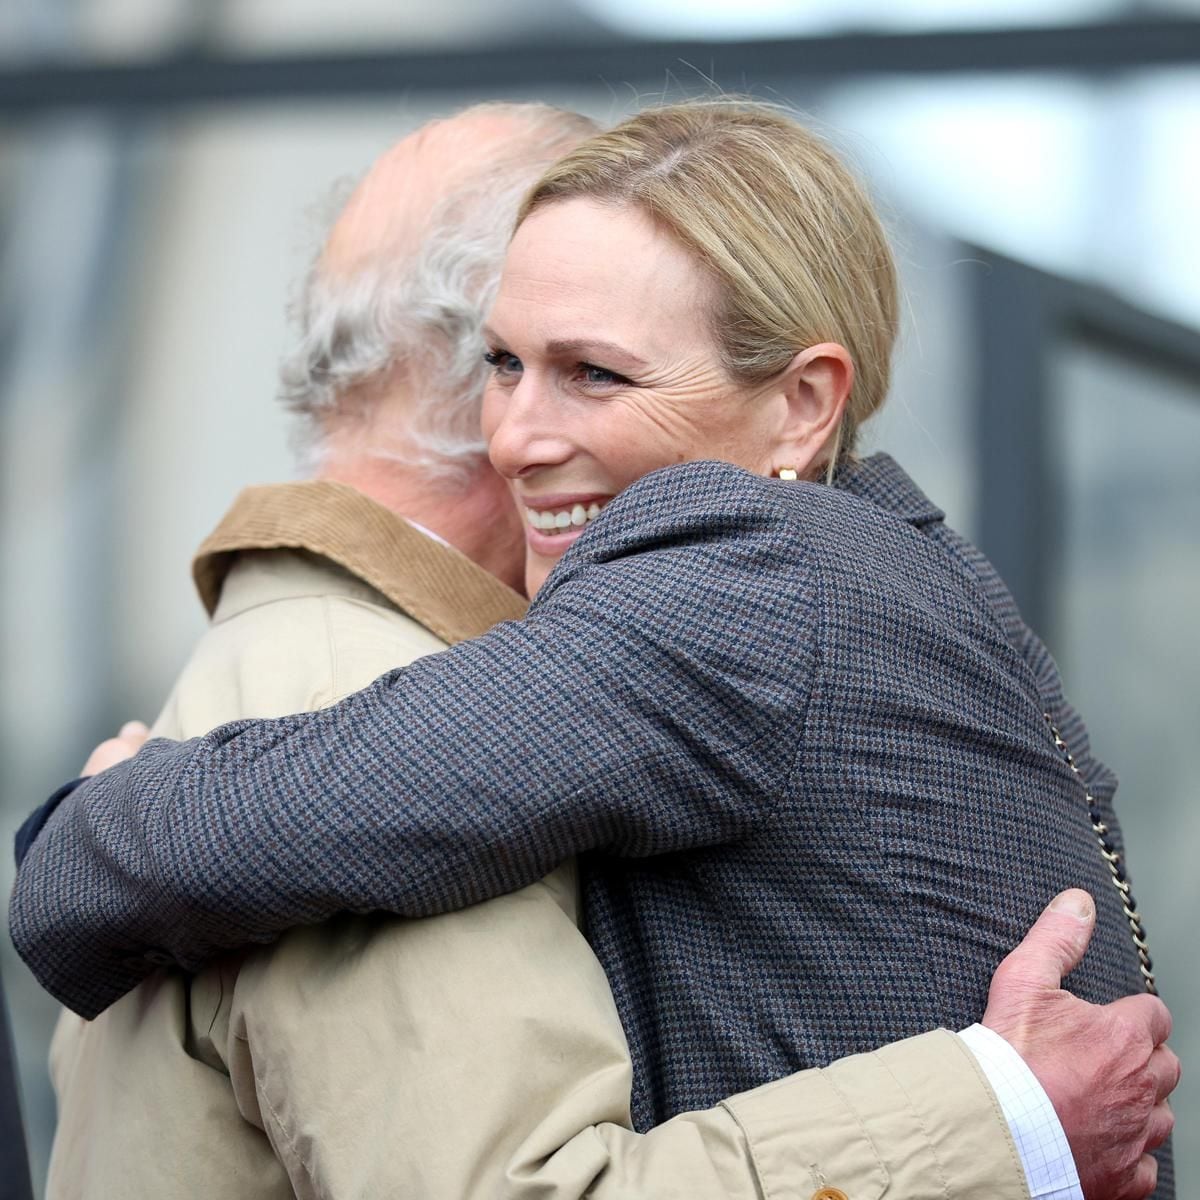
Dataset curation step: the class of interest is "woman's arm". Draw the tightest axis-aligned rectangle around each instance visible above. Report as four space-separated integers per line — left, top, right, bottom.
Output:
10 461 819 1017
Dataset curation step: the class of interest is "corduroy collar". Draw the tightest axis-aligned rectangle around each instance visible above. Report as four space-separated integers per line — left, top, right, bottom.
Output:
192 481 528 646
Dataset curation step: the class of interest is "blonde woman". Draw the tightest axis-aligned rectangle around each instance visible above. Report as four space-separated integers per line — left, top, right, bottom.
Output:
15 101 1176 1200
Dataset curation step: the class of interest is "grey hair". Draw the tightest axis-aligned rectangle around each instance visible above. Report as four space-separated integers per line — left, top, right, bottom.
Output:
280 102 600 482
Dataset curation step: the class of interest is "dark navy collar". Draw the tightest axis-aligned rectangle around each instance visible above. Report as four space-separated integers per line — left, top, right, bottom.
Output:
834 452 945 530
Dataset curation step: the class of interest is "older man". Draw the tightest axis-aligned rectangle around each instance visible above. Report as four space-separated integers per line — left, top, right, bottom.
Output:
46 101 576 1199
24 105 1173 1200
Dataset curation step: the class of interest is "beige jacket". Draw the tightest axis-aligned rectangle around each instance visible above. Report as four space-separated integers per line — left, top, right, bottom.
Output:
47 481 1029 1200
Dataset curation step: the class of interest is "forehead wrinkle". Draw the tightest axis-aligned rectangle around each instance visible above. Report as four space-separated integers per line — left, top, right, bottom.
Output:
492 264 674 353
493 198 724 370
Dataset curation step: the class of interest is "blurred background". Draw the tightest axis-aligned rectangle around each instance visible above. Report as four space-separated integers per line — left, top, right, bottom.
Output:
1 0 1197 1193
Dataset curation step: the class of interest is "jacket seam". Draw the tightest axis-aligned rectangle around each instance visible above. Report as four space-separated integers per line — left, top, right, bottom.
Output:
822 1069 891 1196
211 589 396 628
250 1060 325 1198
321 595 339 707
785 541 927 980
785 534 824 815
872 1048 951 1200
717 1099 776 1200
941 1031 1030 1198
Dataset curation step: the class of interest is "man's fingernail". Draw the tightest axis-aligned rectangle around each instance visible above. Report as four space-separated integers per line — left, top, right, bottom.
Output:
120 720 148 737
1050 890 1094 921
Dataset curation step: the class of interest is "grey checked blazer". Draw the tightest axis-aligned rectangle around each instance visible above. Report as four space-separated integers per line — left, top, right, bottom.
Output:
10 454 1171 1194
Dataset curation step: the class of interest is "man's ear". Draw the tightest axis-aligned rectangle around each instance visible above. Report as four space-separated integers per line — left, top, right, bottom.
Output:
772 343 855 479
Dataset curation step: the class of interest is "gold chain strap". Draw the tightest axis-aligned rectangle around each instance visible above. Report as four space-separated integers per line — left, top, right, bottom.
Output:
1044 714 1157 995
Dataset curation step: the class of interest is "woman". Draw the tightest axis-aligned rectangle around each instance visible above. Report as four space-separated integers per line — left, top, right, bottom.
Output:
480 99 1163 1145
14 100 1172 1196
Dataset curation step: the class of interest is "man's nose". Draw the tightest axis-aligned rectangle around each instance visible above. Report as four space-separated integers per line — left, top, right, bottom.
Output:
487 377 574 479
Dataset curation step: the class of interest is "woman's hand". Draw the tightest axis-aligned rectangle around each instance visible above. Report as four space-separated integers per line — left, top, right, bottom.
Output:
81 720 150 777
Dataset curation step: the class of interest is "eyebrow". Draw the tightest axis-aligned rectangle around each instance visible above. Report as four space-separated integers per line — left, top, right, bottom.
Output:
545 338 649 370
483 328 649 372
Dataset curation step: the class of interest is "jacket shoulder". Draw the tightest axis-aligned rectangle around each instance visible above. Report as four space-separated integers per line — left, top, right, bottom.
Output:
154 587 447 739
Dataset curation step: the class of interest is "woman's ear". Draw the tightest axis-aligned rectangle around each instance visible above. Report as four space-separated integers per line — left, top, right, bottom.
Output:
773 343 855 479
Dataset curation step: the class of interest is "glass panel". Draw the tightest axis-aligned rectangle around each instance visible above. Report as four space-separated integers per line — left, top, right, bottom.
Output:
579 0 1127 39
8 0 1194 63
1055 341 1200 1188
822 67 1200 330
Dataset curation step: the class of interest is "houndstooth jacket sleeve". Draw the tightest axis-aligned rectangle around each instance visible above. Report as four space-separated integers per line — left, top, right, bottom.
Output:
11 461 819 1018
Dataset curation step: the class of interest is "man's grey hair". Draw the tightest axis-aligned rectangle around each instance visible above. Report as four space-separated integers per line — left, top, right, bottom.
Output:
280 102 599 483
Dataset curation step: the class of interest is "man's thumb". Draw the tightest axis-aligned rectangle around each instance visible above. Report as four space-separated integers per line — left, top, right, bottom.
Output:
1006 889 1097 988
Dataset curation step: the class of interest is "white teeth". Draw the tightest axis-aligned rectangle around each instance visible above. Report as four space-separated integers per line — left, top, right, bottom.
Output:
525 500 609 535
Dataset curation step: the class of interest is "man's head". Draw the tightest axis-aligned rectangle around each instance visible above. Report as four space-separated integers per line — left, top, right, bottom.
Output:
280 102 598 591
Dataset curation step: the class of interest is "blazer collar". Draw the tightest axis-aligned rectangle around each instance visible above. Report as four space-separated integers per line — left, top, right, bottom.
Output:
834 453 945 529
192 481 528 645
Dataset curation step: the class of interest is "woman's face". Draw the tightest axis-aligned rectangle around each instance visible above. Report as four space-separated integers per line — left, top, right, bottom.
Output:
482 198 791 596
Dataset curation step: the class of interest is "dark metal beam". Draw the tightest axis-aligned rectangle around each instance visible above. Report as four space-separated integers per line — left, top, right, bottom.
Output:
2 17 1200 117
1069 288 1200 390
966 242 1200 643
967 246 1057 639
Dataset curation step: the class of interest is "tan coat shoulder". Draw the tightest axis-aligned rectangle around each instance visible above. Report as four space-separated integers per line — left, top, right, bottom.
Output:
154 549 447 738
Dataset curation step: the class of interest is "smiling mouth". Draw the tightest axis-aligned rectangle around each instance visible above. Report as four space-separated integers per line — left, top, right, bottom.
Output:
523 499 608 536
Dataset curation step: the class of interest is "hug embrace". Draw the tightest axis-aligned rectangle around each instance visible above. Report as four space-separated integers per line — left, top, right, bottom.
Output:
12 99 1176 1199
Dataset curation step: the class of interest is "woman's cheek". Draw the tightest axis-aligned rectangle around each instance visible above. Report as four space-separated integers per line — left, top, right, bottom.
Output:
480 387 503 442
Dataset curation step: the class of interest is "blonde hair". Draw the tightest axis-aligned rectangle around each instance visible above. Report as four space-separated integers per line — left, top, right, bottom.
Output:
517 99 898 468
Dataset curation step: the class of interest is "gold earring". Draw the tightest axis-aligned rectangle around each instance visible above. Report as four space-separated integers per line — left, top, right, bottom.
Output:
776 467 798 481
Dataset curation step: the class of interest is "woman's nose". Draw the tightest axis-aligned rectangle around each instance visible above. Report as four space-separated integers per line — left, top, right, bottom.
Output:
485 377 574 479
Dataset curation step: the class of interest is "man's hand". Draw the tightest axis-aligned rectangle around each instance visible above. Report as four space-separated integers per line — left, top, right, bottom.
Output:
984 889 1179 1200
82 721 149 777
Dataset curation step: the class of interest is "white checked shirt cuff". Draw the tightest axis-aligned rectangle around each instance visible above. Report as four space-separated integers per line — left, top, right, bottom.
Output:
958 1024 1083 1200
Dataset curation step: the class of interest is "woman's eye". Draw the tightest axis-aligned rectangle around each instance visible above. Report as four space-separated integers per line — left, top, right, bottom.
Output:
484 349 522 377
578 363 628 388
